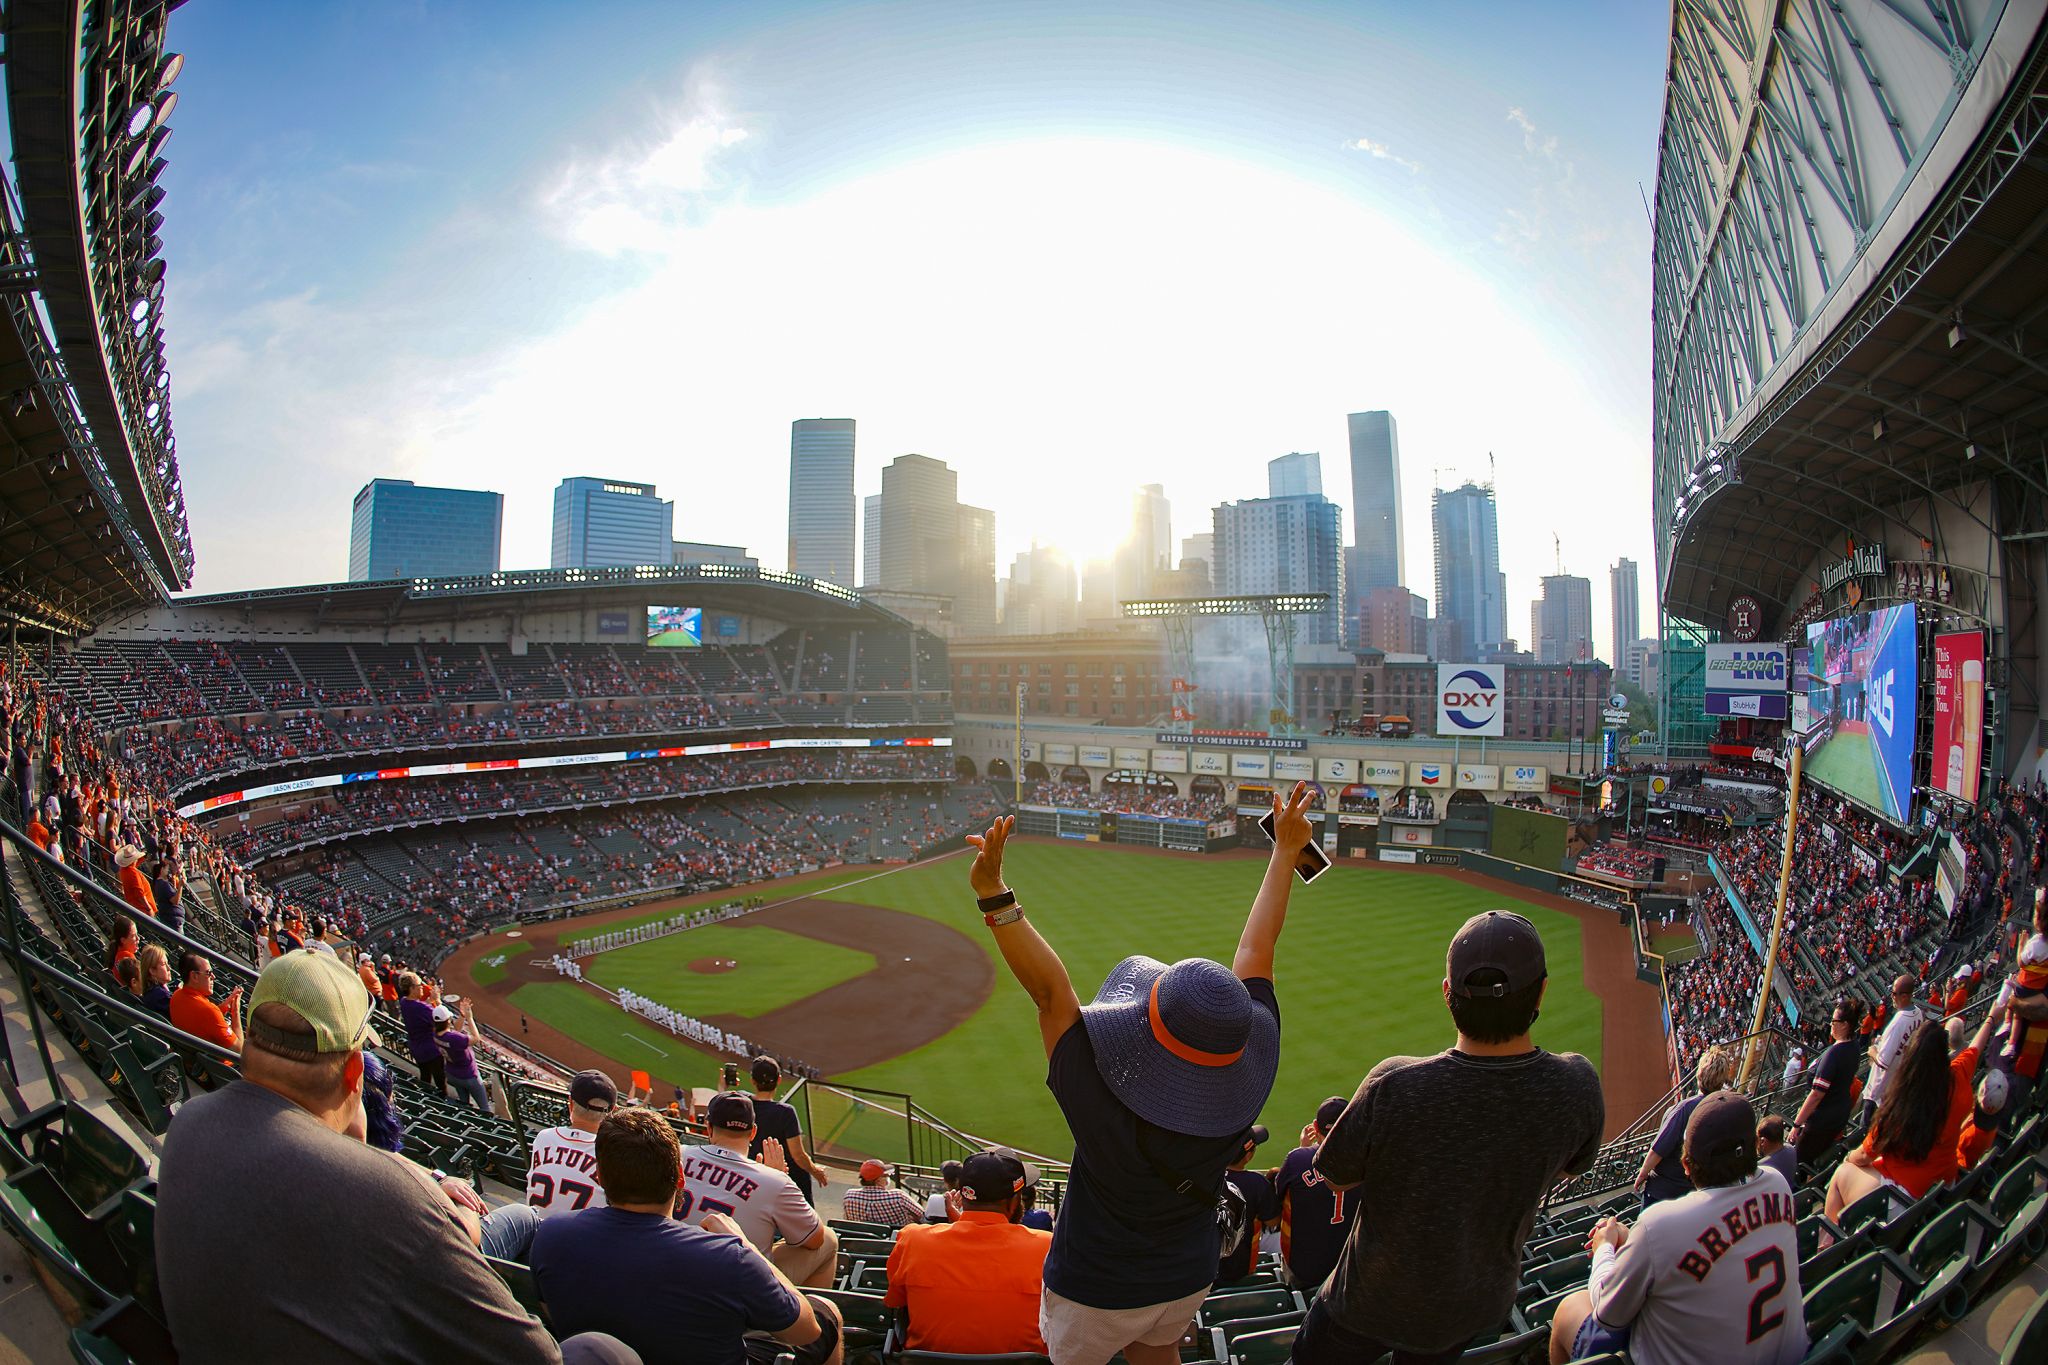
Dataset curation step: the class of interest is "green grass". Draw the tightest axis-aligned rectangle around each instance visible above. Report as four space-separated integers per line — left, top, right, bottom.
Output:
510 980 727 1086
1806 726 1894 818
468 940 533 988
516 843 1605 1158
587 923 874 1017
829 844 1601 1156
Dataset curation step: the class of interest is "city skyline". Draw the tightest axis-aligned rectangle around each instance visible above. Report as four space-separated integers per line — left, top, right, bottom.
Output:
161 1 1664 663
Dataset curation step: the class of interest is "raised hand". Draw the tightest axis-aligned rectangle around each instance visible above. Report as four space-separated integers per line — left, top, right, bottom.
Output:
1270 782 1315 858
965 815 1014 899
759 1136 789 1172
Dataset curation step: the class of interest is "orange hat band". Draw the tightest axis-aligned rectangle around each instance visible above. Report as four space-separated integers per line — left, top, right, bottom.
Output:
1148 977 1244 1067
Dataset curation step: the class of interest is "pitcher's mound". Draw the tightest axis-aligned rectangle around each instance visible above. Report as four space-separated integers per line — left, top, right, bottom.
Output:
689 957 738 974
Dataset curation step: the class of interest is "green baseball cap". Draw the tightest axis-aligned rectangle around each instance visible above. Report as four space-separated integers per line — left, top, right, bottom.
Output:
245 950 382 1058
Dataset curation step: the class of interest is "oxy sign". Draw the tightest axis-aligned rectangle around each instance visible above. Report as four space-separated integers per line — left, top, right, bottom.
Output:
1436 663 1504 737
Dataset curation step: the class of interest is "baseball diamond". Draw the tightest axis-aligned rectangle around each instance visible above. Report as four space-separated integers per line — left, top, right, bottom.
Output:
452 837 1668 1155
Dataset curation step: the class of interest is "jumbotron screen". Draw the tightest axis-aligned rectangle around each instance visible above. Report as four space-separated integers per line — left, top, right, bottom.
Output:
646 605 702 648
1803 603 1918 822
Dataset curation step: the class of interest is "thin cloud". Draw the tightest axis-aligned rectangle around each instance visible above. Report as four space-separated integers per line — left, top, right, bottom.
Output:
1346 135 1422 175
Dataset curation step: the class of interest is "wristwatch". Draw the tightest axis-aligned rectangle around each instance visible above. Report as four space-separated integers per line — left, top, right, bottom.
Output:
977 890 1017 914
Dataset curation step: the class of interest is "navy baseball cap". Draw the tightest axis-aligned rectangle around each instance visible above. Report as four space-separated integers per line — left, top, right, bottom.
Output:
1685 1090 1757 1165
707 1091 755 1131
1448 911 1547 997
569 1070 617 1112
960 1148 1041 1202
1316 1095 1349 1132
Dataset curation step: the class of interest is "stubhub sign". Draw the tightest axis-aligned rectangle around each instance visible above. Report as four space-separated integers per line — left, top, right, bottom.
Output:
1435 663 1504 737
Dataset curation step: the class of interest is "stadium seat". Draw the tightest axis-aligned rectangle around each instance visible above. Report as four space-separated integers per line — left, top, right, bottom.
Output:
851 1263 889 1293
1220 1325 1295 1365
1197 1286 1301 1328
1798 1248 1928 1361
1521 1286 1575 1329
1207 1308 1304 1363
839 1235 899 1259
484 1256 550 1330
2001 1286 2048 1365
66 1327 128 1365
1830 1187 1900 1239
1903 1203 1979 1322
813 1287 893 1343
1454 1322 1547 1363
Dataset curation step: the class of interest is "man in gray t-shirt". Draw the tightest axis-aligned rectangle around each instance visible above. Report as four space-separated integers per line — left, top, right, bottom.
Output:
1295 911 1605 1364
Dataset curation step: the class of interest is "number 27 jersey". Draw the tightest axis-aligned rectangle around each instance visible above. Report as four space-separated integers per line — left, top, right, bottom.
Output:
527 1126 608 1219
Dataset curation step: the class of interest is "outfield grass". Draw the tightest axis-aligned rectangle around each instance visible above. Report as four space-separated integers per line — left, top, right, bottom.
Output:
509 980 725 1082
833 843 1601 1156
587 923 874 1017
507 843 1605 1157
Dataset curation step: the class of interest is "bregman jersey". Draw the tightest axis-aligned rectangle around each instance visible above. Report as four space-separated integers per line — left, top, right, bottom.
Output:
527 1127 607 1219
681 1143 821 1256
1586 1167 1806 1365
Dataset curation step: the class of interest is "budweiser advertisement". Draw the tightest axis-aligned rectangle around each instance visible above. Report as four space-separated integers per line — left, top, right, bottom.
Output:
1932 631 1985 804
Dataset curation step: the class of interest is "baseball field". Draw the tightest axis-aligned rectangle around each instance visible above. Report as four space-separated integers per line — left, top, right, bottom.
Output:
455 840 1668 1157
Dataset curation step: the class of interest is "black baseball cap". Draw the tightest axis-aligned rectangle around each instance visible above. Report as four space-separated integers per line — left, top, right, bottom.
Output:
1684 1090 1758 1165
1244 1124 1270 1150
570 1070 618 1112
1448 911 1547 997
707 1091 756 1132
1316 1095 1348 1133
960 1147 1042 1202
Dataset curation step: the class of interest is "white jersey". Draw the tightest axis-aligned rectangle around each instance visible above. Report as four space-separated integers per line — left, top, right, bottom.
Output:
1588 1167 1807 1365
526 1126 608 1219
681 1143 821 1255
1865 1006 1922 1106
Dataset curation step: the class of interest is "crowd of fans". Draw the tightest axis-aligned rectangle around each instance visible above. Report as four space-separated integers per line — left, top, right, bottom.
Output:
1574 843 1660 883
1021 778 1228 822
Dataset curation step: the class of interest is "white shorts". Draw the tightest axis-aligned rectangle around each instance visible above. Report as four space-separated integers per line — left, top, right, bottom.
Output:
1039 1283 1210 1365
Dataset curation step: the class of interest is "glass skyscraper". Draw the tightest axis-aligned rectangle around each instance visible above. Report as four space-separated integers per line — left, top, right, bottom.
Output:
550 478 675 569
348 479 502 581
1211 493 1346 646
1432 481 1506 660
787 418 856 587
1346 412 1403 588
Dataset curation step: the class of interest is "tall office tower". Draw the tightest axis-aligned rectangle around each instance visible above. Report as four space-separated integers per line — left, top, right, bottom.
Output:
1431 480 1505 660
1267 451 1323 499
1180 531 1213 569
1347 412 1403 587
550 478 675 569
1610 558 1640 667
787 418 856 586
1211 494 1346 645
877 454 960 595
1113 483 1173 605
1003 544 1079 635
862 494 881 589
348 479 502 581
1079 557 1118 625
1532 574 1595 665
955 504 999 633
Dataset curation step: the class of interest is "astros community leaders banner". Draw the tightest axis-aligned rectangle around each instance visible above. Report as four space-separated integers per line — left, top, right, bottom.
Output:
1436 663 1504 737
1704 642 1790 719
1932 631 1985 804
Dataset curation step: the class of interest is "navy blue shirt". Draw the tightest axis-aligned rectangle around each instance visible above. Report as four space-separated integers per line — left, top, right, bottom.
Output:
1042 977 1279 1309
530 1206 800 1365
1643 1095 1703 1205
1021 1208 1054 1232
748 1097 812 1204
1275 1145 1357 1291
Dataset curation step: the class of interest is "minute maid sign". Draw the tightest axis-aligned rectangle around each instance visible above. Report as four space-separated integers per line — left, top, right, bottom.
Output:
1435 663 1504 738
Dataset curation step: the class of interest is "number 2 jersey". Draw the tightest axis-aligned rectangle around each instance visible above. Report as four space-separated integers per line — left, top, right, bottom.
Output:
527 1126 608 1219
1586 1166 1807 1365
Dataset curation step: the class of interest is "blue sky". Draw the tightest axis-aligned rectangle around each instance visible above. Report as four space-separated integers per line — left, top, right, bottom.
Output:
161 0 1669 659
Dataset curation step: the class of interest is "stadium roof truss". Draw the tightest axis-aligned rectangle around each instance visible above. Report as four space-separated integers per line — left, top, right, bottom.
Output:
1653 0 2048 633
0 0 194 632
157 563 924 634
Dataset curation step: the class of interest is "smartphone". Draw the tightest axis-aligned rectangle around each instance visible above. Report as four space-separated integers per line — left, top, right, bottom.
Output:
1259 809 1332 884
721 1062 740 1090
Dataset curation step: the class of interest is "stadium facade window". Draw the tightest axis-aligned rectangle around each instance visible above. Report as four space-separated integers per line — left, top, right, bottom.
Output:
1065 663 1078 676
1064 700 1079 715
1111 702 1123 715
1087 663 1102 676
1065 683 1079 696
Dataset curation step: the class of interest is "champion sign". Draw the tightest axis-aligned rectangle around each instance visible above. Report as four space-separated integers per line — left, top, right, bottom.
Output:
1435 663 1504 737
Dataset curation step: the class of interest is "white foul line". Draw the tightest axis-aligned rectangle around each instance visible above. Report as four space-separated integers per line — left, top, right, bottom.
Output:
623 1033 669 1056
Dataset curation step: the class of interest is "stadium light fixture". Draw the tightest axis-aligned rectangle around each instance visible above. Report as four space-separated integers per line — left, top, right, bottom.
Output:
1965 443 1982 460
152 91 178 129
1948 322 1966 349
155 52 184 90
1871 417 1886 440
128 297 149 323
122 102 154 139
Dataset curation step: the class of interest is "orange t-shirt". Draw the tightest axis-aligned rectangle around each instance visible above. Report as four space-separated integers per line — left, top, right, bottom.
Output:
117 865 158 918
1958 1117 1997 1172
883 1212 1051 1354
1868 1046 1979 1198
169 986 240 1052
1945 986 1969 1018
